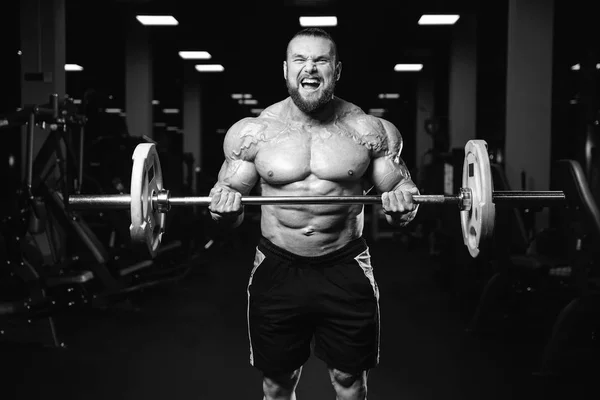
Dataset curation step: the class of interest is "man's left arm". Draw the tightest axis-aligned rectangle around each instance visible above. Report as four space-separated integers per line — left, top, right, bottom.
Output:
369 118 420 227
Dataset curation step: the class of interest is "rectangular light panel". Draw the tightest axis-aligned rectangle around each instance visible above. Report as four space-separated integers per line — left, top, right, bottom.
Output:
195 64 224 72
378 93 400 99
394 64 423 72
136 15 179 26
239 99 258 105
231 93 253 99
179 51 212 60
299 16 337 27
65 64 83 71
418 14 460 25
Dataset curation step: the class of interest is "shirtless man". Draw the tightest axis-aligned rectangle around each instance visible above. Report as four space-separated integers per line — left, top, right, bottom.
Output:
209 28 419 400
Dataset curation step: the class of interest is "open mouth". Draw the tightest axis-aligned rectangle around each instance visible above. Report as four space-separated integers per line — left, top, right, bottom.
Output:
301 78 321 91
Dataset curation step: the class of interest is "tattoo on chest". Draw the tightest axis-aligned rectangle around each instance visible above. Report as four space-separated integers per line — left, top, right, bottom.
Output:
230 111 391 158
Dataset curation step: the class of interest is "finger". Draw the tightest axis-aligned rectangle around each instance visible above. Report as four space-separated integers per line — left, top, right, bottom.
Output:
407 186 420 195
392 191 407 213
232 192 243 212
209 191 222 211
381 192 391 212
224 191 238 211
218 191 234 211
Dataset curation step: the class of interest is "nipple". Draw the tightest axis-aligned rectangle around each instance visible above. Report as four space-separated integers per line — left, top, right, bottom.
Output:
268 171 274 177
348 170 354 176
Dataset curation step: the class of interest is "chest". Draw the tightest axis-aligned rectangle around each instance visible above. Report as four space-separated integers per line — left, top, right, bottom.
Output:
254 126 375 184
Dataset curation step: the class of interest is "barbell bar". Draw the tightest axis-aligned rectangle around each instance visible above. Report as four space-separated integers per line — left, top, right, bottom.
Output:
66 140 567 259
68 191 565 210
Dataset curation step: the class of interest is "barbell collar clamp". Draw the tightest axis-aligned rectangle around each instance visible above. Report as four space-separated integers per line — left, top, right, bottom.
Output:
155 190 170 213
458 188 472 212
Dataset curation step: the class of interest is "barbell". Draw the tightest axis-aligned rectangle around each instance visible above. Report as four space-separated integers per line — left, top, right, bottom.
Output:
68 140 566 259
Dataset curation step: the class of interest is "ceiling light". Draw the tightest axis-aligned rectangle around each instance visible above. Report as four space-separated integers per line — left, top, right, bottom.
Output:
394 64 423 72
250 108 264 115
136 15 179 26
195 64 224 72
152 100 160 105
368 108 386 116
179 51 212 60
378 93 400 99
105 108 122 114
231 93 252 99
570 64 600 70
238 99 258 105
418 14 460 25
163 108 180 114
65 64 83 71
299 16 337 27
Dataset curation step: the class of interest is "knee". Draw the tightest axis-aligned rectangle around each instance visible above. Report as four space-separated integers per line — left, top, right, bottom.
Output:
263 368 302 397
330 368 367 391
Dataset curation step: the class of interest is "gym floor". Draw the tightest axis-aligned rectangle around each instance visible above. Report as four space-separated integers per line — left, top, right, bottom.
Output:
1 220 596 400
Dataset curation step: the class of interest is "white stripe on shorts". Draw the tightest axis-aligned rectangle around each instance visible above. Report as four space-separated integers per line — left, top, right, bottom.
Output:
247 248 265 366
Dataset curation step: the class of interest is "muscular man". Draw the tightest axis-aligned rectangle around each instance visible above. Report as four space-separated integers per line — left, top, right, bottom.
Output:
209 28 419 400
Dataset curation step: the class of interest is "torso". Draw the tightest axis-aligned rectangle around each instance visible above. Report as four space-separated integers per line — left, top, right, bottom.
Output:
238 97 388 256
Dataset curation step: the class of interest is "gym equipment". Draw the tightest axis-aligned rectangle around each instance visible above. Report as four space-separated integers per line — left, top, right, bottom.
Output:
0 94 198 348
67 140 567 258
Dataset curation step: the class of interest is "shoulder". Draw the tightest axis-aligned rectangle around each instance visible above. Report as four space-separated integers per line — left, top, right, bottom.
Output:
223 106 283 160
336 99 402 154
336 98 384 132
372 117 403 155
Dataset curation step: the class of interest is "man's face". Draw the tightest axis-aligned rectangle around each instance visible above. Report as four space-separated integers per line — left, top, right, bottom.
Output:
283 35 341 114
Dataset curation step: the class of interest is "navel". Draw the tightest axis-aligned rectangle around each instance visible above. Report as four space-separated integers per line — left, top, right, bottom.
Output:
268 171 274 177
303 227 315 236
348 170 354 176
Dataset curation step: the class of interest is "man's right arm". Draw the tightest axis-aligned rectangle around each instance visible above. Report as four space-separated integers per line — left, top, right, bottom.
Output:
209 118 260 228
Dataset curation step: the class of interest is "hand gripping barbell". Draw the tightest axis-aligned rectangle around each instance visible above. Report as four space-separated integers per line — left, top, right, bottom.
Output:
68 140 566 258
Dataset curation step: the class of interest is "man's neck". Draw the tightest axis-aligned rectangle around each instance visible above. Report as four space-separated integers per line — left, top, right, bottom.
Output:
286 97 337 125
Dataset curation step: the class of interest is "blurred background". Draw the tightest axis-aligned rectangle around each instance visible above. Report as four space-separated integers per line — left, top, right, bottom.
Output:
0 0 599 399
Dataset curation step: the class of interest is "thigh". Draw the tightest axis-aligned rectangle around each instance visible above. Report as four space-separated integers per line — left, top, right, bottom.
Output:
313 249 380 374
247 249 313 374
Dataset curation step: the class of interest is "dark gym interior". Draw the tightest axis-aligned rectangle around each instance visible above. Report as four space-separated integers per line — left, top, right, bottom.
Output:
1 0 600 399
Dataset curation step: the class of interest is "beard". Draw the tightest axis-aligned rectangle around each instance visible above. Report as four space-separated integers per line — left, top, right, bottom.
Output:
287 79 336 114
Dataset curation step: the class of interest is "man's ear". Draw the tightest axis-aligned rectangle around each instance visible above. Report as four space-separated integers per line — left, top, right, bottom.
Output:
283 61 288 80
335 61 342 81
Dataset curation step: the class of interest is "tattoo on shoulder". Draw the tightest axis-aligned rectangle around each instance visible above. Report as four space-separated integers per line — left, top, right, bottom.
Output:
337 114 390 154
230 119 270 159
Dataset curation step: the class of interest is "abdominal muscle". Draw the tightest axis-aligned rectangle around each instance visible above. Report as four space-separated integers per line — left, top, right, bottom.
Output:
259 178 366 256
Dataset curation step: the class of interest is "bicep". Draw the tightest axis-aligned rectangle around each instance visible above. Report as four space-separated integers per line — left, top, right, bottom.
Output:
370 155 412 193
216 158 259 195
216 118 261 195
369 118 412 192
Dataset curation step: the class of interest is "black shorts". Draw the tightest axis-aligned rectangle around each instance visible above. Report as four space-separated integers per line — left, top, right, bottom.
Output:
247 236 380 375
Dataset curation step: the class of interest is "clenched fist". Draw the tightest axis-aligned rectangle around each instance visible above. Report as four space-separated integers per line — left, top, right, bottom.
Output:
208 186 243 219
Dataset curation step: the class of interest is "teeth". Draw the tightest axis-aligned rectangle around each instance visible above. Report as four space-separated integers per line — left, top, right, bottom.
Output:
302 79 319 84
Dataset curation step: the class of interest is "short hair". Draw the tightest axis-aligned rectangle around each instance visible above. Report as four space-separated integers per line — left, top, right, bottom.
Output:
286 27 339 63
